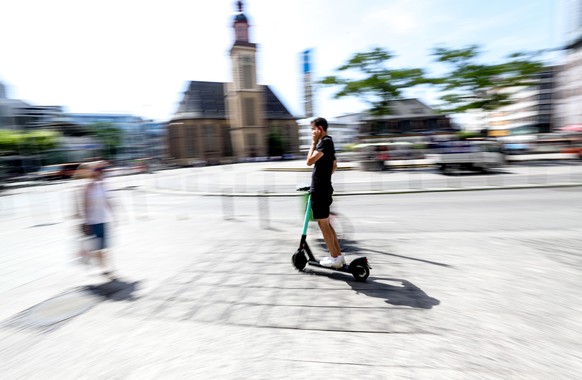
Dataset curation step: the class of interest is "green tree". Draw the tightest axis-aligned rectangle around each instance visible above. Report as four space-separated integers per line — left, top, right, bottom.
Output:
267 130 285 157
427 45 544 113
89 122 124 159
0 129 59 155
0 130 20 154
21 130 60 154
319 47 426 116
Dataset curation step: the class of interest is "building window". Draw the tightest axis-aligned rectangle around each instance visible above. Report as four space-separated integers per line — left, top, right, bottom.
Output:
222 125 233 156
243 64 253 89
244 98 256 125
186 126 197 157
539 93 552 101
204 125 216 152
169 126 181 158
247 133 257 148
411 120 427 132
539 82 552 91
399 120 410 133
427 119 437 131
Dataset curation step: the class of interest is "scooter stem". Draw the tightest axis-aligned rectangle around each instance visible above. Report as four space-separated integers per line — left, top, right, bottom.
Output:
302 194 312 236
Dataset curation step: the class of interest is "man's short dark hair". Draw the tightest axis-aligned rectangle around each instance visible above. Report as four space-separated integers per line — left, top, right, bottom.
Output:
311 117 328 131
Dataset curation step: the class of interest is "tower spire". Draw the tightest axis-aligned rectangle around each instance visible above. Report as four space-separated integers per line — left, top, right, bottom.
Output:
233 0 249 43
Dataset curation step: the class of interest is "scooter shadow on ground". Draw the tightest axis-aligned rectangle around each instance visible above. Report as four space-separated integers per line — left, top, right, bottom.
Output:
305 241 442 309
316 239 454 269
304 268 440 309
347 276 441 309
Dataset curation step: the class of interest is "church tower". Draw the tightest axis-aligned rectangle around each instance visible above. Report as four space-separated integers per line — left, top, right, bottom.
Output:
225 0 267 158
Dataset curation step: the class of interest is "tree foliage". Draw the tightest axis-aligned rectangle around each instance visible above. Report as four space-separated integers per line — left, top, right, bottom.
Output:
319 47 426 116
0 129 60 155
427 45 544 113
267 130 285 157
317 44 545 117
88 122 124 159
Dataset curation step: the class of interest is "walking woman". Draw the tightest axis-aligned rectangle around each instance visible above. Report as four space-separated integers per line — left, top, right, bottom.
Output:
83 162 115 278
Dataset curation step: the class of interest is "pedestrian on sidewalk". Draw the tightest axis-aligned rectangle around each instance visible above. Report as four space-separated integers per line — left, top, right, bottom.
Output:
82 161 116 278
72 161 93 264
306 117 344 268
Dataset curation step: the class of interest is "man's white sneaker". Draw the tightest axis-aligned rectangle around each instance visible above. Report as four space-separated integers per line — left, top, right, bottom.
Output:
320 255 345 269
320 256 333 266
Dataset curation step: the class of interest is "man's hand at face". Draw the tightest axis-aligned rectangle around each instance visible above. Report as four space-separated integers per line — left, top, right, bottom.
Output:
312 128 321 144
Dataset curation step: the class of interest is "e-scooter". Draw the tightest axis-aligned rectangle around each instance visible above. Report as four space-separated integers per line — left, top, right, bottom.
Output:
292 187 371 281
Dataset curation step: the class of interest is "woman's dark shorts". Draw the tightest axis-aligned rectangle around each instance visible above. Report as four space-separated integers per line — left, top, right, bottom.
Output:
90 223 107 250
310 191 333 219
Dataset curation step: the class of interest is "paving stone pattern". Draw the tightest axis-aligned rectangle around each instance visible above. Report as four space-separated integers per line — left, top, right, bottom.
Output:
120 239 439 334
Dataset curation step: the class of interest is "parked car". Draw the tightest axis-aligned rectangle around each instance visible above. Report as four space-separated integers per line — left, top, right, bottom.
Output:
33 163 82 180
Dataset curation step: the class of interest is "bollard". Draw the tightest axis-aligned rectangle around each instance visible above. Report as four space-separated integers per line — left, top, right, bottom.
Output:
222 188 234 221
407 170 414 190
446 170 457 189
61 188 69 220
28 187 43 226
375 170 383 191
139 187 149 220
131 188 139 222
336 170 343 193
258 190 270 229
239 172 247 194
193 172 199 192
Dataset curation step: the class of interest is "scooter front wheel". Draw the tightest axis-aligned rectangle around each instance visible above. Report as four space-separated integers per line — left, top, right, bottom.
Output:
292 250 308 271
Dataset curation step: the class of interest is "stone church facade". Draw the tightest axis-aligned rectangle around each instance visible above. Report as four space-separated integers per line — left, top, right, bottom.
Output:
168 1 298 165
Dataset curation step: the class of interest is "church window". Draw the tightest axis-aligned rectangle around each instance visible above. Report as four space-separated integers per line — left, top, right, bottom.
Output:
203 125 216 152
244 98 256 125
243 64 253 89
247 133 257 148
186 126 197 157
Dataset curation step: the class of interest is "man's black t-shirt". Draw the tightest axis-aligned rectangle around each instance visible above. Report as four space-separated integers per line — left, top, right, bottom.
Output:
310 135 336 193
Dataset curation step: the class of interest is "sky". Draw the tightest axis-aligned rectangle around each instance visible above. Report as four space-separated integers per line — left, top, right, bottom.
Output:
0 0 569 125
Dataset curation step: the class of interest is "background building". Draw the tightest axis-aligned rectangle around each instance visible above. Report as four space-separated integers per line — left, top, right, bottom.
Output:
66 113 146 160
487 67 557 136
302 49 314 119
168 1 299 165
297 114 361 153
358 99 456 142
555 0 582 129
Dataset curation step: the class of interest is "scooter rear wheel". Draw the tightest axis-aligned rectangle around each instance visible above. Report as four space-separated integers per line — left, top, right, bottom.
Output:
292 250 308 271
351 263 370 282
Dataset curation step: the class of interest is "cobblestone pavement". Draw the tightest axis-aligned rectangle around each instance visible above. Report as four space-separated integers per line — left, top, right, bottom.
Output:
119 239 440 334
1 185 581 379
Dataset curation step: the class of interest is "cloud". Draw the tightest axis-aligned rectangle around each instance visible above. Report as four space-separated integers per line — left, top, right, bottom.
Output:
363 0 426 35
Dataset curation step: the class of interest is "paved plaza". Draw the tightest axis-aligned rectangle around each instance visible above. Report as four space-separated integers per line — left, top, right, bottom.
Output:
1 162 581 379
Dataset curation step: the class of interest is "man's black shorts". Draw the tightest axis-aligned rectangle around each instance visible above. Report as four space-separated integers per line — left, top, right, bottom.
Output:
310 191 333 219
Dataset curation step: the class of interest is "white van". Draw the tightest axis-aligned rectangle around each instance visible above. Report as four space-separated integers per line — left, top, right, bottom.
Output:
435 140 506 173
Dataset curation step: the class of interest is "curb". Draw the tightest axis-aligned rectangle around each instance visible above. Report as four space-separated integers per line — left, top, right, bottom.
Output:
262 166 354 172
145 182 582 197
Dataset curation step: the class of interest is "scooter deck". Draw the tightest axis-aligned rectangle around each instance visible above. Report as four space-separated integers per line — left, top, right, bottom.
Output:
306 260 350 273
